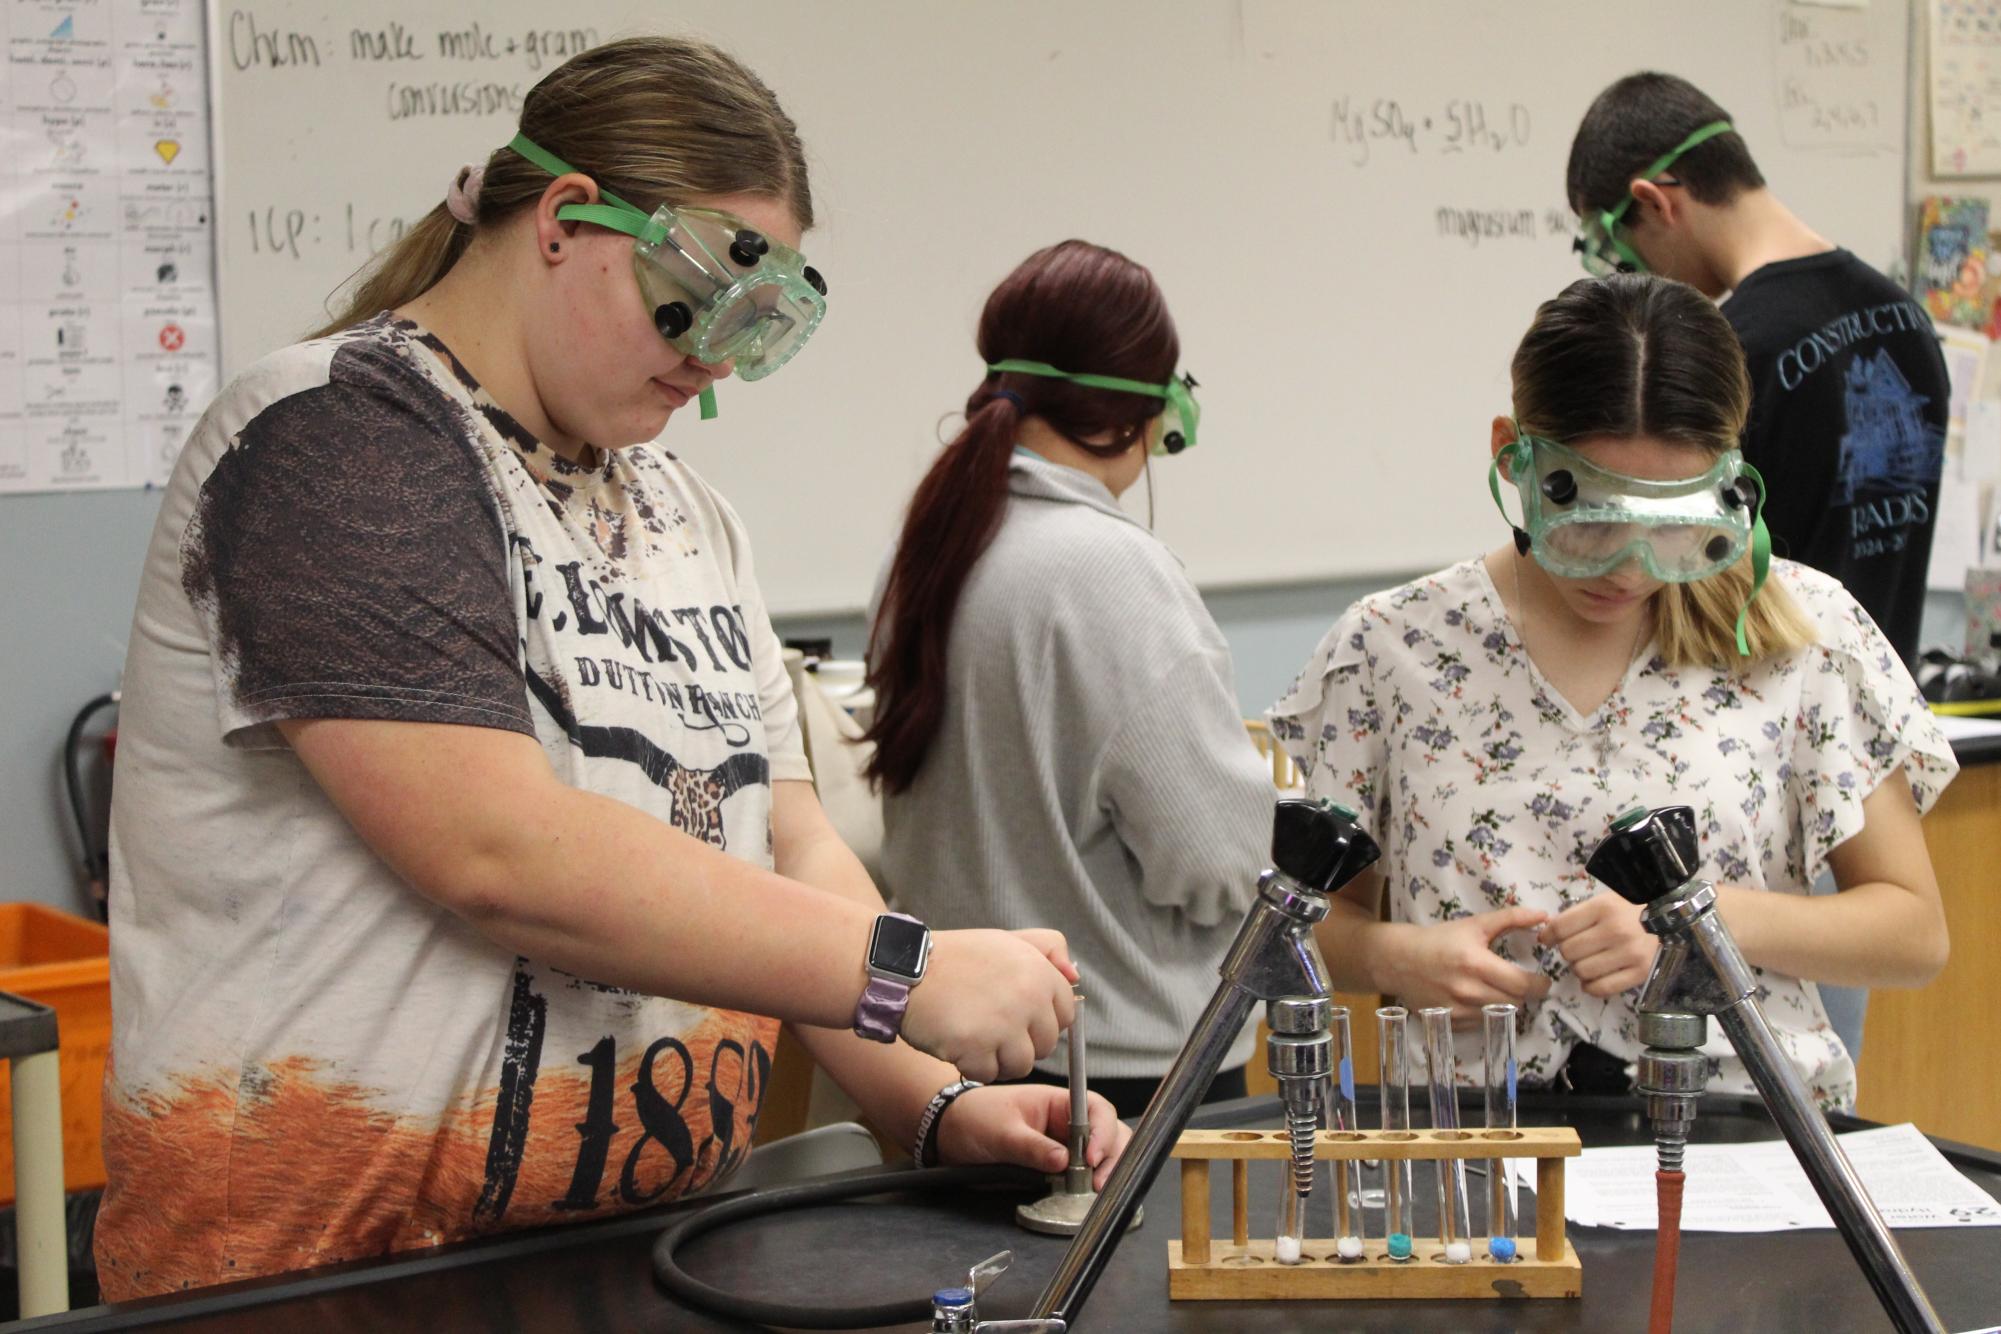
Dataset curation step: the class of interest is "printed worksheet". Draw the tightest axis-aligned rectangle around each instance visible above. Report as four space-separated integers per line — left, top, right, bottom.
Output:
1511 1123 2001 1232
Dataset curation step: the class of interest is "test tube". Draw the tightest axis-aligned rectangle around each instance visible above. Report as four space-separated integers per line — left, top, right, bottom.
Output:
1483 1003 1520 1262
1376 1006 1416 1262
1326 1007 1367 1261
1273 1173 1308 1264
1421 1007 1473 1264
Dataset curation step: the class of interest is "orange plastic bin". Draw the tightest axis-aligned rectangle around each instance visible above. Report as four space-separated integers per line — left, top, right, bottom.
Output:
0 904 110 1202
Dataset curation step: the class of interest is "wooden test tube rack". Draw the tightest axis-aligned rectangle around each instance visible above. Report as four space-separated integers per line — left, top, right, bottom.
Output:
1169 1126 1583 1301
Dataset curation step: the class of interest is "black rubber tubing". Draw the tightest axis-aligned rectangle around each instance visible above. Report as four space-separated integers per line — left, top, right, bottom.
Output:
651 1163 1039 1329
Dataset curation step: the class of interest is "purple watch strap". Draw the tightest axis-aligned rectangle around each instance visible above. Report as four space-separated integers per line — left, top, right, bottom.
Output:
853 974 912 1043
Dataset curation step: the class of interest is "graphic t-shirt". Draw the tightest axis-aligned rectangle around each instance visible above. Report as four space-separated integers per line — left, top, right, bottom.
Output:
97 314 810 1299
1267 558 1956 1113
1723 249 1950 666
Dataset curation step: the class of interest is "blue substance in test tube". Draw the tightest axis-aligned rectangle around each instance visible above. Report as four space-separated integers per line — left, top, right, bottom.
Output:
1489 1236 1517 1262
1339 1056 1354 1104
1388 1232 1413 1260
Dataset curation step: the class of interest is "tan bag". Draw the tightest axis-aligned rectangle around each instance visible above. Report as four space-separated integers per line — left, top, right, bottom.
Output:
783 651 886 888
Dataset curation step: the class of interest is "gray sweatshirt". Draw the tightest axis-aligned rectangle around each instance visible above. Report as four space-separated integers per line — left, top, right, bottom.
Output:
874 451 1273 1077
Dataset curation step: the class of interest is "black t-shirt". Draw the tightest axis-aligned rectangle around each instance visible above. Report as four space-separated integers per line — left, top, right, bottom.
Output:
1722 249 1949 666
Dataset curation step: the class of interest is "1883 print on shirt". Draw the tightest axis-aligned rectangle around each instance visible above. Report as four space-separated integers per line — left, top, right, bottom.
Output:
97 314 812 1298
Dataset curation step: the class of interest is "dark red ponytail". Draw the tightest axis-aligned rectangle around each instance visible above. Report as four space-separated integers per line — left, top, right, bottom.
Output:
864 240 1179 793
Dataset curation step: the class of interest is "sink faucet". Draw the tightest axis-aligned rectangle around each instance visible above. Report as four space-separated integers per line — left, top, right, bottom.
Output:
1586 805 1944 1334
1030 798 1380 1324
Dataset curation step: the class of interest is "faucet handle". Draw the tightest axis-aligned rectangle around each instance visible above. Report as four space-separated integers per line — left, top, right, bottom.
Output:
1270 798 1381 895
952 1251 1068 1332
1584 805 1701 907
968 1250 1012 1298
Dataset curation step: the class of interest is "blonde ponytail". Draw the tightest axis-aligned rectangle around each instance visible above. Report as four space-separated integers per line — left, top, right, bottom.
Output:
310 206 469 340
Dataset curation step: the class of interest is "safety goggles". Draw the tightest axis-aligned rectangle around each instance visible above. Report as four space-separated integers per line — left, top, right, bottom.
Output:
1490 427 1772 654
509 134 828 418
985 359 1201 456
1572 120 1735 278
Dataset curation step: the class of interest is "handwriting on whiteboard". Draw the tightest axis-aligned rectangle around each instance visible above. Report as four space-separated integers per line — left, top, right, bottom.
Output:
242 202 418 262
1776 5 1894 153
1434 206 1576 249
225 11 601 76
1329 96 1531 167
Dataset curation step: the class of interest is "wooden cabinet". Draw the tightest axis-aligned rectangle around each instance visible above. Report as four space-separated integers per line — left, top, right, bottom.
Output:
1857 761 2001 1151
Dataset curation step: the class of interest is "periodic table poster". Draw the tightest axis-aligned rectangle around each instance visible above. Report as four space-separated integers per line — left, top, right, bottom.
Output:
1 0 218 493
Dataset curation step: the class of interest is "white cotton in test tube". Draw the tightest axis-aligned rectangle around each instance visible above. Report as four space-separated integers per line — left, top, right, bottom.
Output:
1275 1235 1303 1264
1444 1240 1472 1264
1336 1235 1364 1260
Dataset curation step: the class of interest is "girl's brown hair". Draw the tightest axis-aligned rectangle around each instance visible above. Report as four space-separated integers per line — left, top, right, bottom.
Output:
312 36 811 337
1511 275 1815 669
863 240 1179 793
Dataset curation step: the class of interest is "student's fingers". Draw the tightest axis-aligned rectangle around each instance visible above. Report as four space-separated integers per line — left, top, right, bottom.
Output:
994 1034 1038 1082
955 1048 1000 1086
1539 895 1610 946
1464 949 1552 1004
1015 928 1079 984
1052 974 1078 1032
990 1097 1067 1174
1474 904 1549 945
1087 1097 1132 1190
1568 948 1626 985
1553 920 1617 964
1027 1003 1059 1062
1580 963 1652 998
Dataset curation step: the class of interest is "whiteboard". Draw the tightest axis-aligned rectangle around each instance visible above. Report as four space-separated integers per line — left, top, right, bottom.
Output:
209 0 1911 615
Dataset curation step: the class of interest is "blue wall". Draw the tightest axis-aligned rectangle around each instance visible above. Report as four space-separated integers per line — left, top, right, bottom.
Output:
4 491 162 917
1 485 1972 917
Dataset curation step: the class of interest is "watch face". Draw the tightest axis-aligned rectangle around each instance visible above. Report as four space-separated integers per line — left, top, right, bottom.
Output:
870 915 929 981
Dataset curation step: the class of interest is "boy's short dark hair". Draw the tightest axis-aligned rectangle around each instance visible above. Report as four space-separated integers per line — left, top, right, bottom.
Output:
1566 72 1765 215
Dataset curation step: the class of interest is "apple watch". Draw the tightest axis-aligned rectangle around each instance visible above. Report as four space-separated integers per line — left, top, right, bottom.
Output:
853 911 932 1043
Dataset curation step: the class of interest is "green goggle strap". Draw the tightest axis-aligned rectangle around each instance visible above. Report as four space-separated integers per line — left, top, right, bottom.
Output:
507 133 717 420
1488 437 1530 531
1735 459 1771 658
985 358 1196 438
1594 120 1736 270
1491 433 1771 657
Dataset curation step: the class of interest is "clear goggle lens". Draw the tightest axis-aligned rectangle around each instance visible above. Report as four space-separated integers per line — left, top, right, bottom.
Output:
1539 516 1745 579
1506 433 1754 581
1571 215 1639 279
633 206 826 380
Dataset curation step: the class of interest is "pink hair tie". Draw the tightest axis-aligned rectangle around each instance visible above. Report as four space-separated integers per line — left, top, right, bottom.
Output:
446 162 485 225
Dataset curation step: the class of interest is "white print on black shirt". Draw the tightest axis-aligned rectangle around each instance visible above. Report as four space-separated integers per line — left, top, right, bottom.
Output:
1767 304 1946 565
1774 300 1934 391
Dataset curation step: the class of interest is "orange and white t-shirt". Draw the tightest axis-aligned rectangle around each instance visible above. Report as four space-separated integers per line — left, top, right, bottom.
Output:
98 314 810 1299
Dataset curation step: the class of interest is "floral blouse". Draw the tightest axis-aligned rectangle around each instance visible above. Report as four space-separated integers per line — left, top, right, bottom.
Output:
1268 558 1957 1111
